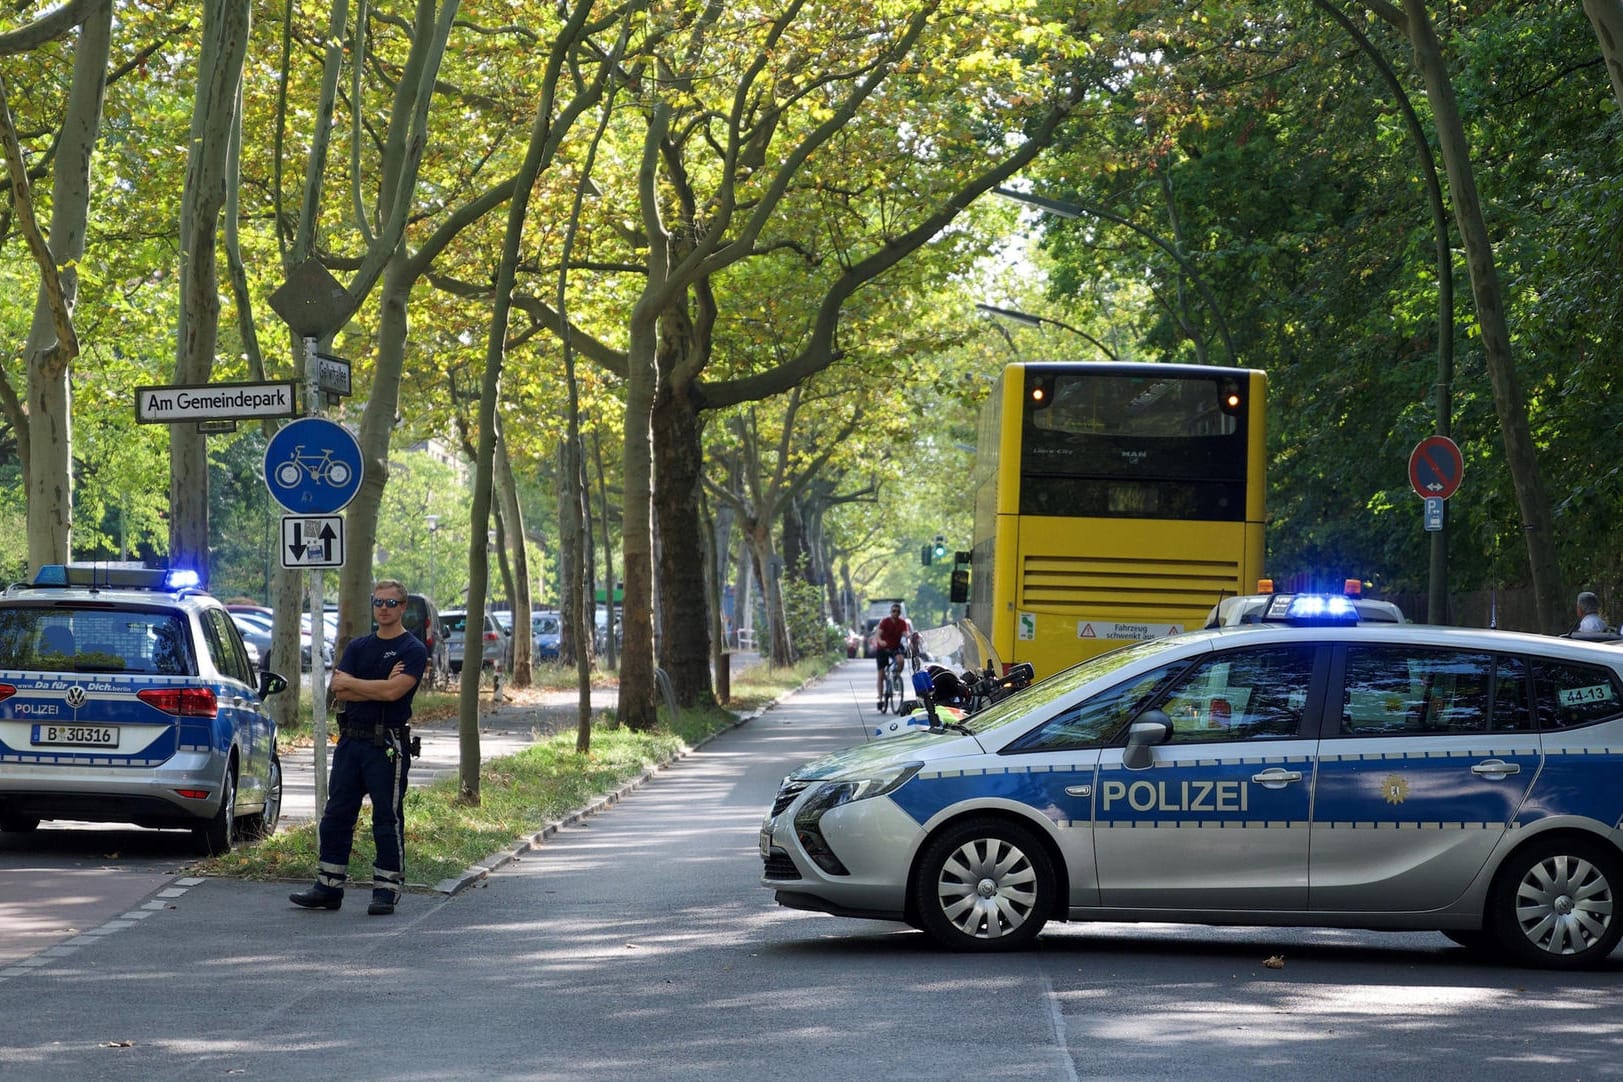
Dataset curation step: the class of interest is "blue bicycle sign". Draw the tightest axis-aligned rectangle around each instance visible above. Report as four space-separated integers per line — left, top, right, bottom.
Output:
273 445 353 490
264 418 364 514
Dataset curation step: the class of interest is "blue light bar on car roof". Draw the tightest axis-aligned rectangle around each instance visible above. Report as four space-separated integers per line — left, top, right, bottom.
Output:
1262 592 1359 625
30 564 199 592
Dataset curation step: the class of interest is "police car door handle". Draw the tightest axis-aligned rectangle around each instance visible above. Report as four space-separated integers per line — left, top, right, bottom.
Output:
1064 785 1092 797
1470 759 1521 778
1252 768 1302 787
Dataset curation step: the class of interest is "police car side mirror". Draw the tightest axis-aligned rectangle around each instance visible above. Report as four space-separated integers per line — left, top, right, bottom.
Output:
259 671 289 698
1123 709 1173 771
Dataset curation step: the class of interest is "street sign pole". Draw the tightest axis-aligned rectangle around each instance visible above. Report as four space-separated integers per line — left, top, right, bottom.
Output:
1429 494 1448 626
302 334 330 809
270 259 355 812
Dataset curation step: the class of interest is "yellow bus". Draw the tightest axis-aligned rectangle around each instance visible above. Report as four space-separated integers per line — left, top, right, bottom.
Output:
965 362 1266 678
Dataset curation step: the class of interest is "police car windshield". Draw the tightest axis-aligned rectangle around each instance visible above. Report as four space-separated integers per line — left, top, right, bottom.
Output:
960 636 1189 735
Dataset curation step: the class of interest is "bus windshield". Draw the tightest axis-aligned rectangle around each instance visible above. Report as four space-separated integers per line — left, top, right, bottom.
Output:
1021 368 1249 521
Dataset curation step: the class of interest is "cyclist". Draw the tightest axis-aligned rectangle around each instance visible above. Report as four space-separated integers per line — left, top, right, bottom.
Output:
873 603 911 710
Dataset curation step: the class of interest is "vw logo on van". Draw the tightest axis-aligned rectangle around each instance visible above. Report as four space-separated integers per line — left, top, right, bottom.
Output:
65 686 87 708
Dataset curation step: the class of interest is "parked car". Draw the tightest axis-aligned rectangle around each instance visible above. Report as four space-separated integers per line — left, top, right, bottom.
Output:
0 564 287 854
488 608 566 664
443 609 507 674
230 611 329 672
532 611 562 660
594 608 622 653
400 593 449 689
492 609 518 671
761 595 1623 969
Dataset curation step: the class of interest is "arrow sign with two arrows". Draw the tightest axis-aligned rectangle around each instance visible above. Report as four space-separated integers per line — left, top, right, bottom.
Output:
281 515 345 568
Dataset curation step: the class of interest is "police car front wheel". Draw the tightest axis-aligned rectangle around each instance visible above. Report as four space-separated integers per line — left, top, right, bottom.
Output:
913 818 1054 952
1489 836 1623 970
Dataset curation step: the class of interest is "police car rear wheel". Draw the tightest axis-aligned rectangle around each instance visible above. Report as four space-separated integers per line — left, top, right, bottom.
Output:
1489 837 1623 969
195 767 238 856
913 818 1053 951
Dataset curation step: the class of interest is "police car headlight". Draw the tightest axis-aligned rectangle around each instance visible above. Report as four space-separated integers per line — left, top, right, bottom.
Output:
800 762 922 817
792 762 921 875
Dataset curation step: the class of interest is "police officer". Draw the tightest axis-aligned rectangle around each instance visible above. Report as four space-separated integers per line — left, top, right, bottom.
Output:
290 579 428 916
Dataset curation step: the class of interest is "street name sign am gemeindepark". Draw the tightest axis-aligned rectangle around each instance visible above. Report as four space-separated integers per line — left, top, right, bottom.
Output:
135 381 300 424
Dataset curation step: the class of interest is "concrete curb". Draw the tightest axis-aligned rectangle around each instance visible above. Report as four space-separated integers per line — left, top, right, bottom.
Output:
433 666 818 896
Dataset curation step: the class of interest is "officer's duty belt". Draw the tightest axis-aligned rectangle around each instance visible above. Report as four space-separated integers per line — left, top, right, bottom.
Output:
339 724 401 742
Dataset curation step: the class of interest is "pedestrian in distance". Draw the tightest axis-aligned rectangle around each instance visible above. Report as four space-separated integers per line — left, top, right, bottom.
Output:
1574 591 1610 634
290 579 428 916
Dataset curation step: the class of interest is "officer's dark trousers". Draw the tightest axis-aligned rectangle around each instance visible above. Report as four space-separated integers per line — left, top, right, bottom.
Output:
315 731 408 901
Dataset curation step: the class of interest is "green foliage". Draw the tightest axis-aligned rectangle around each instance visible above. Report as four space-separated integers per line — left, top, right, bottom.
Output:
780 557 837 662
6 0 1622 636
1021 0 1623 609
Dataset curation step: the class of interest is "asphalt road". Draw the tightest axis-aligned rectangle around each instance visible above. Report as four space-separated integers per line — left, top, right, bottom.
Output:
4 659 1623 1080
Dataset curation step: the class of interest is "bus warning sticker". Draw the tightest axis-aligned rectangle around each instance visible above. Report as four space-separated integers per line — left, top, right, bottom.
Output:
1018 612 1036 640
1077 621 1183 641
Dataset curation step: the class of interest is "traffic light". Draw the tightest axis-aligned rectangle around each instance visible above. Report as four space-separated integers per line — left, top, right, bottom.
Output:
1219 379 1243 415
921 543 933 566
932 535 947 561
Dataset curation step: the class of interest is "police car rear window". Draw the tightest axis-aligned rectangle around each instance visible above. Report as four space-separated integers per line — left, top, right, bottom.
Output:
1531 658 1623 730
0 608 192 676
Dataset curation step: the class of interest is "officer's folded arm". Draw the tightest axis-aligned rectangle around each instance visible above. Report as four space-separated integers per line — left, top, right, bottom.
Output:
330 665 417 703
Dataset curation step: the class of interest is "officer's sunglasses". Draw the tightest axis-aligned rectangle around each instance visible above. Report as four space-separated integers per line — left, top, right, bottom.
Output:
372 597 403 608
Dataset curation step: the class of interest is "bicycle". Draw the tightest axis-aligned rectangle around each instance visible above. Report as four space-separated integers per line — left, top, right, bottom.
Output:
885 651 906 712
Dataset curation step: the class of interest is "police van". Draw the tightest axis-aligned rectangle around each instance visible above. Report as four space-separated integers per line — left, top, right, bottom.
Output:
0 564 287 853
761 596 1623 968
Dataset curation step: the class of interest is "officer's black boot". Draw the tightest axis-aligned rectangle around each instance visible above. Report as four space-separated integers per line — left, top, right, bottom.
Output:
369 867 403 915
289 884 343 910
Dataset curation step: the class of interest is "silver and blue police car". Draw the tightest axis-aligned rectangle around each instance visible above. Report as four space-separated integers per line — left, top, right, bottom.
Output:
761 594 1623 968
0 564 288 854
